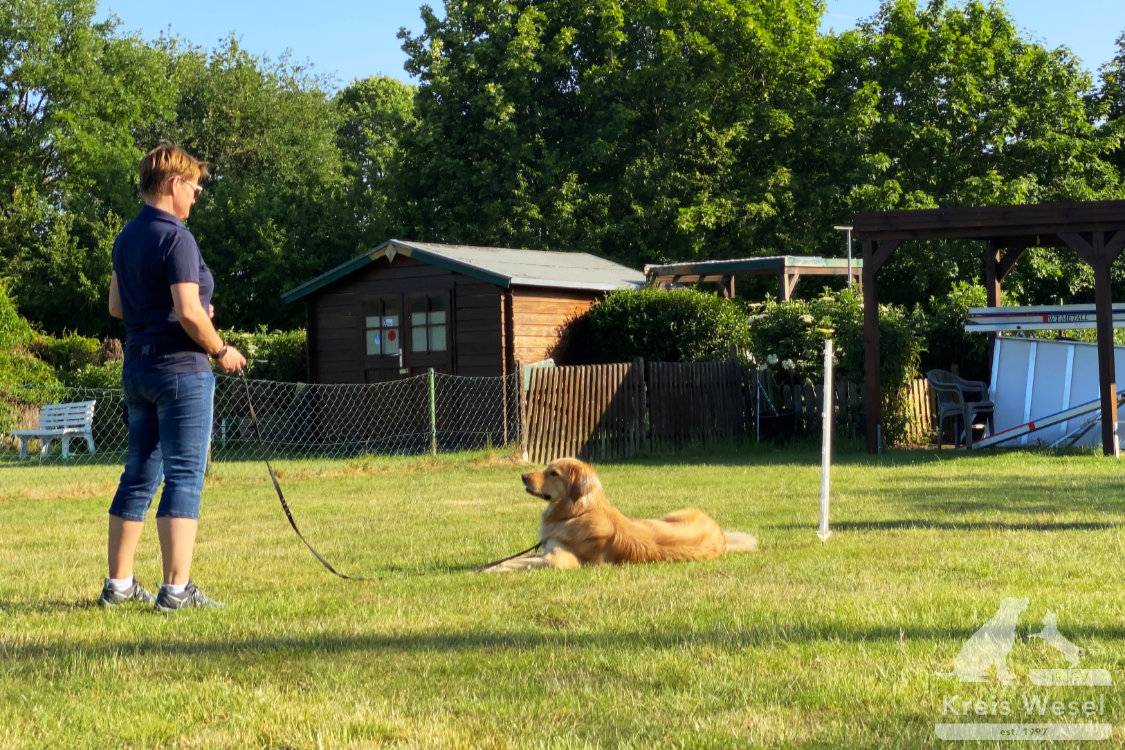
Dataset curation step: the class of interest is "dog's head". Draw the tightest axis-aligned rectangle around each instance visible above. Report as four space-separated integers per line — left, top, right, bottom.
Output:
999 597 1029 614
521 457 602 505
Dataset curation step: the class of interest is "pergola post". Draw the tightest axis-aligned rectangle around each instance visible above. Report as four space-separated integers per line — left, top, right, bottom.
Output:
721 275 735 299
984 240 1001 375
1095 262 1119 458
1060 230 1125 456
862 239 899 453
863 241 880 453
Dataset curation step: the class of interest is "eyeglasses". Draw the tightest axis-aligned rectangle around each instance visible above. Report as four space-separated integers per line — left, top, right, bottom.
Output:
182 179 203 199
170 176 203 199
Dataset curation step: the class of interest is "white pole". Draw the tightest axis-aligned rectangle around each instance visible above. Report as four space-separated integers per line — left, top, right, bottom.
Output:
818 339 834 542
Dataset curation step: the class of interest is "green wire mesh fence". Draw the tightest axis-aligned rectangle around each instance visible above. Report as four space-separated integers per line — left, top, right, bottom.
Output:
2 371 522 464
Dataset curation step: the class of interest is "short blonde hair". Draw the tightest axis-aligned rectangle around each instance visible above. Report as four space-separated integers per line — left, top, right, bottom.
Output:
138 142 209 199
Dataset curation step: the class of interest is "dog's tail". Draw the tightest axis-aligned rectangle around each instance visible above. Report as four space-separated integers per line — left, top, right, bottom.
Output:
723 531 759 552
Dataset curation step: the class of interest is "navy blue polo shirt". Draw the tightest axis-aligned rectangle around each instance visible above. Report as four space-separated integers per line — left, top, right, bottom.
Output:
112 204 214 373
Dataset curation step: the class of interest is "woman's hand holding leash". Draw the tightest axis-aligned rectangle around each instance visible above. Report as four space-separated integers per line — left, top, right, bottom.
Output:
211 343 246 373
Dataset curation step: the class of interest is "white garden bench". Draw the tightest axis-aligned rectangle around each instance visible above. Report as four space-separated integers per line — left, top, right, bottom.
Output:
10 400 97 459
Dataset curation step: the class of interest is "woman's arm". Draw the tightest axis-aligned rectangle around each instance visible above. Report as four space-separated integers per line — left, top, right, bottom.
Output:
109 271 123 319
170 282 246 373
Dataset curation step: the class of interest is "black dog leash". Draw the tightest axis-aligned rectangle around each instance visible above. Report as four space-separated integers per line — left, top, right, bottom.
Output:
472 541 544 573
238 370 379 581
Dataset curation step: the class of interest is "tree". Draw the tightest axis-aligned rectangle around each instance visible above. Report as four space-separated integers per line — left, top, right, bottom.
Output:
0 0 178 336
398 0 829 267
1 6 391 335
333 76 417 252
813 0 1119 306
161 38 348 329
1094 33 1125 184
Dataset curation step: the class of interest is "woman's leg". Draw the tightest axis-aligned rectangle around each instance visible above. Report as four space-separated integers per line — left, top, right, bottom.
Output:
107 517 146 580
107 368 164 579
156 516 199 585
154 371 215 584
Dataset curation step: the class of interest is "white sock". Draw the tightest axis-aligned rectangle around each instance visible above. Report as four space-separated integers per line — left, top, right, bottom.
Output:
163 582 188 595
108 577 135 591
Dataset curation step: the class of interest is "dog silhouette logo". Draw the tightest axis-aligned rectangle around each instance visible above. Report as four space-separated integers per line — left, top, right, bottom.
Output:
938 597 1028 683
1029 610 1086 668
938 598 1111 686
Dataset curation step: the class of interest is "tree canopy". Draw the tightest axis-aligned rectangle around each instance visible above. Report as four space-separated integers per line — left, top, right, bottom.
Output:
1096 33 1125 178
0 0 411 336
398 0 830 267
163 38 349 328
333 75 417 254
0 0 177 334
813 0 1121 305
1 0 1123 342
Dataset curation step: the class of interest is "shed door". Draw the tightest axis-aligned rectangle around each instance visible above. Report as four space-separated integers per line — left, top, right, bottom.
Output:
363 292 452 383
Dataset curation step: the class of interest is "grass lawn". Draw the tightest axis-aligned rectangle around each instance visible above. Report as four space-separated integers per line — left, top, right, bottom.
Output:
2 442 1124 748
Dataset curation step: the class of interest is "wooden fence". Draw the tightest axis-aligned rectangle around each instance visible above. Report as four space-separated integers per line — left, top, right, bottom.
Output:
521 361 645 462
747 375 935 446
522 362 938 463
902 377 936 445
646 360 744 452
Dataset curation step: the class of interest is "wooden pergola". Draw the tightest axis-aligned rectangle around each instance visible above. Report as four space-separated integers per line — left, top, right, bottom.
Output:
645 256 862 300
853 200 1125 456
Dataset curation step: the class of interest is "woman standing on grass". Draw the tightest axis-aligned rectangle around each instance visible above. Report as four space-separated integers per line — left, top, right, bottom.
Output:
100 142 246 612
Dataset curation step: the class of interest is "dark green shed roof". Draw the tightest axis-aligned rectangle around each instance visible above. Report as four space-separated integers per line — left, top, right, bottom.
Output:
282 239 645 304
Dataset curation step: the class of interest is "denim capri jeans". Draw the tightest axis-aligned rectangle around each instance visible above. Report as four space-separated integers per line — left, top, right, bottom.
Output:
109 367 215 521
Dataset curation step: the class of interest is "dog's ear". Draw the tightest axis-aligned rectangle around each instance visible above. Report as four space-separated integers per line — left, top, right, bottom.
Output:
568 461 601 501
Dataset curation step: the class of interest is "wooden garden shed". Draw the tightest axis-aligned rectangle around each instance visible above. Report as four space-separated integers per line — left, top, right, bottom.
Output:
282 239 645 384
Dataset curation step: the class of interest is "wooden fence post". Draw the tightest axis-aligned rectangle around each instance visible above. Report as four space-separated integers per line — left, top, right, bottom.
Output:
634 357 646 454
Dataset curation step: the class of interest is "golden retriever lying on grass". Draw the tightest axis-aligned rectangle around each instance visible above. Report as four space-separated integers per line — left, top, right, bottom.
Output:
486 457 758 571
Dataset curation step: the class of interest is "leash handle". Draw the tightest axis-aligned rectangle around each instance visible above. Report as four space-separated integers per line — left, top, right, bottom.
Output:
238 370 379 582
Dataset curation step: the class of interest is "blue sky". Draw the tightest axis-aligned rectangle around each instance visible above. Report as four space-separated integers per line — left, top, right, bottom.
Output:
95 0 1125 90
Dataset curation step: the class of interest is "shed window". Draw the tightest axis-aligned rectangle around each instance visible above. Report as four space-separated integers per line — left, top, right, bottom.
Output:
364 298 400 356
409 295 448 353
